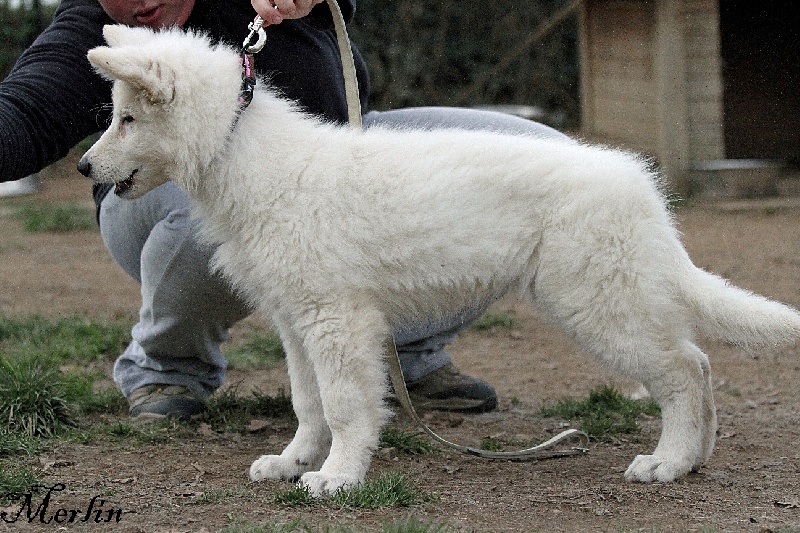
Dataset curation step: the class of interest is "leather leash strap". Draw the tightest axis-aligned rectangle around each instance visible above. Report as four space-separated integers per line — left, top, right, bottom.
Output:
385 337 589 460
325 0 363 130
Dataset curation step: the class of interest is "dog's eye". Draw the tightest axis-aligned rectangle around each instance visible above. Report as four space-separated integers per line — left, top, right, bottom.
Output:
121 115 135 124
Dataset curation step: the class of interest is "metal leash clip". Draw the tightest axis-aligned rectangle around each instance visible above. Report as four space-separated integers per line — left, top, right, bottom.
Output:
242 15 267 53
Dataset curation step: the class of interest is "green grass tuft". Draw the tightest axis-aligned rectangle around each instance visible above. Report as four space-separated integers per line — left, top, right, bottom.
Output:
95 420 177 445
540 385 660 441
70 384 127 416
479 437 504 452
274 472 434 510
205 386 294 432
13 201 96 233
0 463 41 502
0 432 43 457
274 484 316 507
0 357 76 437
380 427 434 455
469 310 516 331
224 332 286 370
328 472 435 509
0 314 131 367
0 315 130 425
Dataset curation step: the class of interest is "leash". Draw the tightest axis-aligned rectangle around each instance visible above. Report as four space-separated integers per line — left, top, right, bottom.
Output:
385 337 589 460
240 3 588 461
241 0 362 129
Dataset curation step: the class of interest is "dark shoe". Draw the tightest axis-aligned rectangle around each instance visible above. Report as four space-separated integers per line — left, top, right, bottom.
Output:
405 363 497 413
128 384 206 421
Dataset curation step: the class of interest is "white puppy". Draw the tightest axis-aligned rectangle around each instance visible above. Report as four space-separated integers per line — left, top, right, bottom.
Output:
79 25 800 496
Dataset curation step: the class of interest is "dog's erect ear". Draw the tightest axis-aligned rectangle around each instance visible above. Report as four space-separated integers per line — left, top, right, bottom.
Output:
87 45 176 105
102 24 157 48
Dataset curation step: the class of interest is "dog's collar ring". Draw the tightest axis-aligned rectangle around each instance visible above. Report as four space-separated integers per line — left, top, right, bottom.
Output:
243 16 267 54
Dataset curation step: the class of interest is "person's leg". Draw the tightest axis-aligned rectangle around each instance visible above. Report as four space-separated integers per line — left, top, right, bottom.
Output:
364 107 570 411
363 106 572 141
99 182 251 417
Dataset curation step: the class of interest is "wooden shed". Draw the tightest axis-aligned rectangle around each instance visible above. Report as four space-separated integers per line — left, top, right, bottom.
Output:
577 0 799 198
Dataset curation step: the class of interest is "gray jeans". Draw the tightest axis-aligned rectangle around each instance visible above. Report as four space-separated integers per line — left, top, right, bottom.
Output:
100 107 569 398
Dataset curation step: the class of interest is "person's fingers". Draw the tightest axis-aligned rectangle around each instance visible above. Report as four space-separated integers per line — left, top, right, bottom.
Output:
273 0 299 18
250 0 282 25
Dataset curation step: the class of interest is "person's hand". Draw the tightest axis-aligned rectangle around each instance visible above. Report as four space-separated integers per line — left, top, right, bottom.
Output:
251 0 324 26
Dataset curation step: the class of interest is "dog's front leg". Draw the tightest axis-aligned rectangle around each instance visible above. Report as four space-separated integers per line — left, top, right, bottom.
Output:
296 312 392 497
249 325 331 483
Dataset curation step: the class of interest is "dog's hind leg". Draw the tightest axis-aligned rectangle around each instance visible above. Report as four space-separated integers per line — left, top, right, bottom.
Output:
249 322 332 483
624 340 717 482
293 305 393 496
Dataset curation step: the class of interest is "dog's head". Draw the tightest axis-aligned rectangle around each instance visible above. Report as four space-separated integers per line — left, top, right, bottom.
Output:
77 25 243 199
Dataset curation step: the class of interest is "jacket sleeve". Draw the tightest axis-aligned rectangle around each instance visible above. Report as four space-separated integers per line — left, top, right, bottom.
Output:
0 0 112 183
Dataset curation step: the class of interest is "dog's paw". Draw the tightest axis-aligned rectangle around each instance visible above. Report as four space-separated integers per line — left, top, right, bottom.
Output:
249 454 310 482
299 471 360 497
624 454 692 483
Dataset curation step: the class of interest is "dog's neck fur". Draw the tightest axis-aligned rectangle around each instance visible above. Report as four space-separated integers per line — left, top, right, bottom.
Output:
189 82 342 248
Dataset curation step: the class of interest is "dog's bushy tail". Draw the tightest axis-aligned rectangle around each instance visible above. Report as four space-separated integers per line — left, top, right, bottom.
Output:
680 263 800 347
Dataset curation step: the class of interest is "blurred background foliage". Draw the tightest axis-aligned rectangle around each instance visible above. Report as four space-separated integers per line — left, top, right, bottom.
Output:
349 0 579 127
0 0 54 78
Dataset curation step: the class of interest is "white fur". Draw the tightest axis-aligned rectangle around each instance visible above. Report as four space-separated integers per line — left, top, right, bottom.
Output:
80 25 800 495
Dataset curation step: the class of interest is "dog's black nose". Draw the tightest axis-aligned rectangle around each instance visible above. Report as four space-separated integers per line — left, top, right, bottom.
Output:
76 158 92 177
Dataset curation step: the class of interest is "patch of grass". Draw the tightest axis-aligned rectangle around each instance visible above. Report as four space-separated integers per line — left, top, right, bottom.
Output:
0 462 41 502
478 435 529 452
275 472 435 510
0 433 43 457
70 384 127 416
224 332 286 370
13 201 96 233
205 386 294 432
380 427 434 455
58 428 95 445
0 357 76 437
221 517 452 533
540 385 660 441
0 314 131 367
328 472 435 509
274 484 316 507
100 421 139 439
0 316 130 428
469 310 515 331
96 420 178 445
479 437 504 452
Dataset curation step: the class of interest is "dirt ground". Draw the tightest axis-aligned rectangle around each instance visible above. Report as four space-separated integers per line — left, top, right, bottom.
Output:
1 158 799 532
